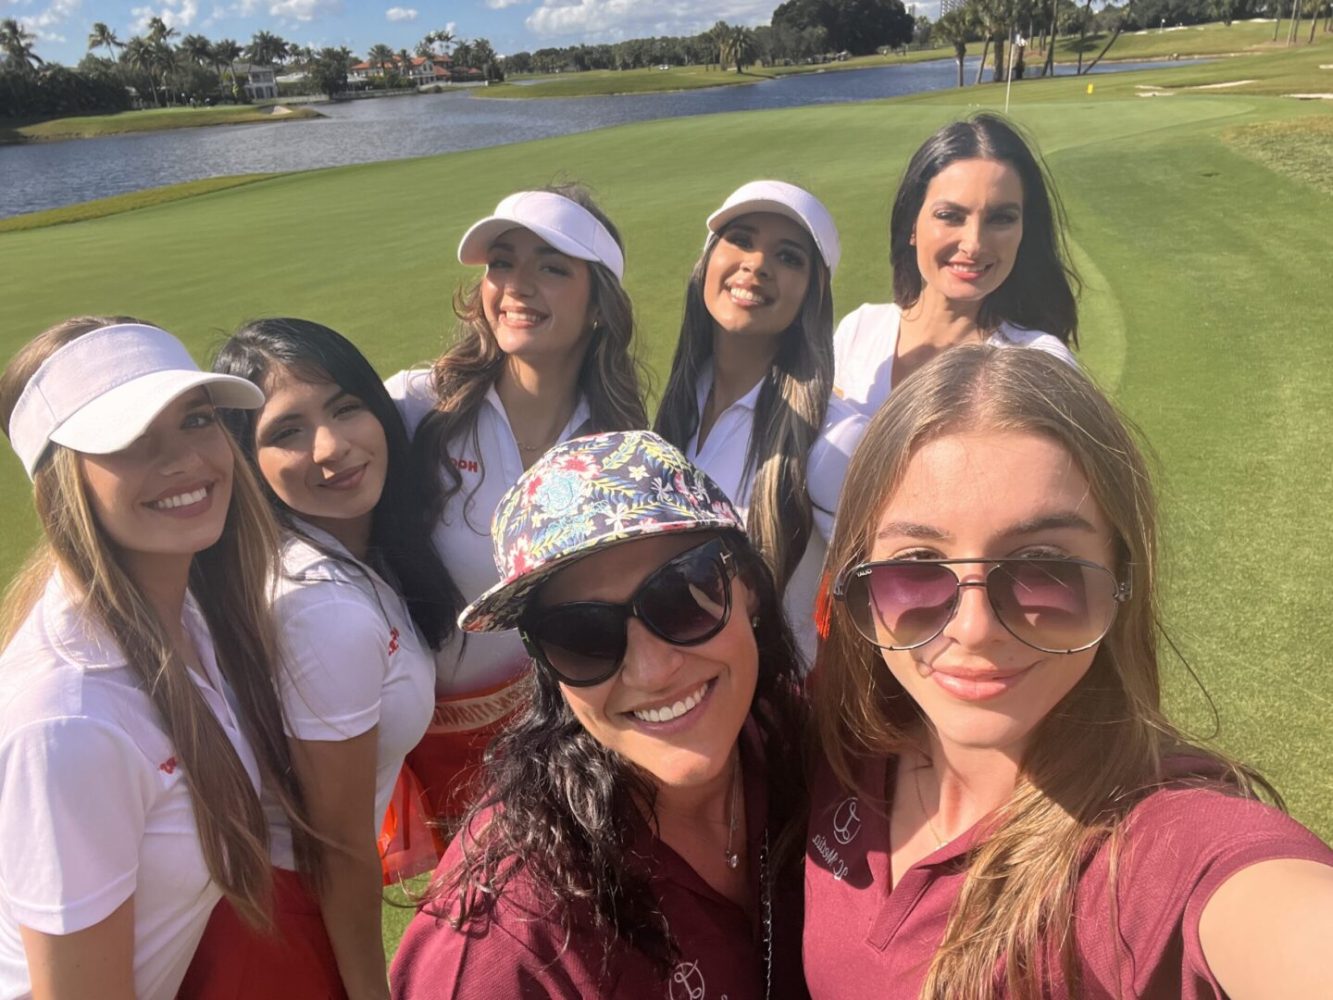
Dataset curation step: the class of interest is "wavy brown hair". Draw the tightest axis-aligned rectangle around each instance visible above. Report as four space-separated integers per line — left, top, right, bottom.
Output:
0 316 319 928
414 184 649 530
654 213 834 598
816 345 1274 998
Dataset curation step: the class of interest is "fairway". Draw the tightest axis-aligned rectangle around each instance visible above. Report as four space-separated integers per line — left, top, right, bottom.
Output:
1 42 1330 952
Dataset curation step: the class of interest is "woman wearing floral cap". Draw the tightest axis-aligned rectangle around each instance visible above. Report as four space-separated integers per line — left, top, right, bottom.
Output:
655 180 864 667
391 430 809 1000
387 183 649 828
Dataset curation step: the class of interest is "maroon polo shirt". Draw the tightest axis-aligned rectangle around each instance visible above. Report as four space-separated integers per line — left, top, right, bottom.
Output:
803 755 1333 999
392 721 807 1000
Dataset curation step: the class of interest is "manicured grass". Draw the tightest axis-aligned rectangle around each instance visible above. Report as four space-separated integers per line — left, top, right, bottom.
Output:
1 45 1329 957
1048 17 1322 61
0 104 323 144
0 175 284 233
1223 114 1333 193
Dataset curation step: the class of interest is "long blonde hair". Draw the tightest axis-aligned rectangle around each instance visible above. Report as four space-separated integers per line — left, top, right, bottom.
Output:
816 345 1273 998
0 316 318 928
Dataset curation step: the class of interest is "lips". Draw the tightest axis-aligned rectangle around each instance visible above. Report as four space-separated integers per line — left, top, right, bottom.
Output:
499 304 548 327
945 259 993 281
725 283 770 307
146 482 214 516
319 463 367 491
926 663 1032 702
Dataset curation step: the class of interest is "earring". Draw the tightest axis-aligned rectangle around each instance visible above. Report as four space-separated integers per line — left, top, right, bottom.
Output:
750 615 760 629
909 230 916 246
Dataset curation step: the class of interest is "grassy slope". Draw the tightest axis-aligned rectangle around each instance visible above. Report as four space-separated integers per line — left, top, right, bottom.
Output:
0 45 1329 955
0 104 322 144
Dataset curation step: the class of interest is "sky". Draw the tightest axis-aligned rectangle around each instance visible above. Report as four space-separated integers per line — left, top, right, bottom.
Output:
4 0 940 67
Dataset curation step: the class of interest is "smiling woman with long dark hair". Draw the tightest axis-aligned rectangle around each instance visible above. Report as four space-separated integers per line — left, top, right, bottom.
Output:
833 113 1080 417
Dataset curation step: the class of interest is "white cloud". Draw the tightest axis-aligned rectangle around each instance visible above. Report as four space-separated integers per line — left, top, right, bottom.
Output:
526 0 771 39
17 0 80 43
131 0 201 32
486 0 528 9
268 0 341 23
385 5 417 20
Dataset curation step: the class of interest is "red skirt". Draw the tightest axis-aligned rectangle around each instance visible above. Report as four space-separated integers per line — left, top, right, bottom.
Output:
177 868 348 1000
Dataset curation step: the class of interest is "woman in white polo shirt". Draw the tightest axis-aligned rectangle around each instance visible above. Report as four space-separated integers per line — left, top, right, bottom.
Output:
833 113 1079 417
655 180 864 666
0 317 310 1000
388 183 649 827
178 318 465 1000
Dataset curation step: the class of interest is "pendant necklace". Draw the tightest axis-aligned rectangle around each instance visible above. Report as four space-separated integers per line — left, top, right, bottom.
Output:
723 756 741 870
914 761 950 850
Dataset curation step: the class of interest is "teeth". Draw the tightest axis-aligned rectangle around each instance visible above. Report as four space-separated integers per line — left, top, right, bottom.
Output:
632 681 709 724
504 309 543 323
150 486 208 510
729 286 764 303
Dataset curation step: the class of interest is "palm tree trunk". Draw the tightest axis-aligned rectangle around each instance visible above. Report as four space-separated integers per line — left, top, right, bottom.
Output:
993 36 1007 82
975 37 991 84
956 45 966 87
1083 0 1134 74
1044 0 1058 78
1076 0 1092 74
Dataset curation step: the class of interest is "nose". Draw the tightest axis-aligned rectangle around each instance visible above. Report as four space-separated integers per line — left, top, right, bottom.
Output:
310 422 347 465
939 576 1007 649
158 428 207 476
957 219 984 257
739 246 772 279
619 617 686 691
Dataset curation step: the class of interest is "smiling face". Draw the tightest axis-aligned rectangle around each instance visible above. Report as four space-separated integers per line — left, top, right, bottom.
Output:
703 212 815 342
913 158 1024 309
869 428 1117 758
79 388 234 573
253 367 387 548
539 533 759 792
482 226 596 365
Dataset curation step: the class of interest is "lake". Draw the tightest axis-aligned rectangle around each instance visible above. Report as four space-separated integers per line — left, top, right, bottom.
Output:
0 58 1195 219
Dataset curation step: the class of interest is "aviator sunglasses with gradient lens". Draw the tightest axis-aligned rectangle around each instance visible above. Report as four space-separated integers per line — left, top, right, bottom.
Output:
833 557 1131 654
519 536 739 687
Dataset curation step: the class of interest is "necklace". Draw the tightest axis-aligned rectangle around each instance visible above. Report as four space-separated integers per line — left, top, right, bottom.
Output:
513 431 559 454
723 757 741 870
913 761 949 849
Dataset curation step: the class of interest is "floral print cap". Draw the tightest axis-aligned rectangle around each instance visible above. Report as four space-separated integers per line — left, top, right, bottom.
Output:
458 429 744 634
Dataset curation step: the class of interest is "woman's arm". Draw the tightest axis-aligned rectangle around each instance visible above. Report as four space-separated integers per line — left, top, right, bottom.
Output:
292 727 389 1000
20 896 136 1000
1199 858 1333 998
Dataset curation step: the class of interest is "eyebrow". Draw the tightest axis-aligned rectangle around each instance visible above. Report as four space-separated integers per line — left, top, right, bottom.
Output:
875 511 1098 542
930 199 1023 214
723 222 811 254
259 386 349 431
488 240 572 259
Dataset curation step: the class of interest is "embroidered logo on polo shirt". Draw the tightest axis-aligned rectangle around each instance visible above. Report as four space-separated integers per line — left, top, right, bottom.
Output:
833 797 862 845
388 627 400 655
451 457 479 474
159 756 178 775
669 960 707 1000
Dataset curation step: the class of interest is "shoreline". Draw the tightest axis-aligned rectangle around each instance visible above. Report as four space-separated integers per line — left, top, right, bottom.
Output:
0 104 324 147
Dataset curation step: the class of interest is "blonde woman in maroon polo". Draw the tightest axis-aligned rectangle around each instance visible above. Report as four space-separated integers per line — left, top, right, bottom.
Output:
807 345 1333 999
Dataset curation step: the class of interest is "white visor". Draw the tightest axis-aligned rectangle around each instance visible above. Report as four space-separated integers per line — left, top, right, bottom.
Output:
457 190 625 281
8 323 265 478
706 180 841 276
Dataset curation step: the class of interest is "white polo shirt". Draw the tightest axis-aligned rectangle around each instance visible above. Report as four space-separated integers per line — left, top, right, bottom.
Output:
0 574 260 1000
387 369 591 705
832 302 1078 417
265 522 436 871
686 367 866 667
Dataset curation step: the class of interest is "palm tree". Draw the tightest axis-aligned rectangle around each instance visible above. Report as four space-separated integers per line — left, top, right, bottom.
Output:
181 33 212 67
212 38 243 98
246 30 289 67
146 16 177 46
1081 0 1135 73
722 26 757 73
366 42 396 78
88 22 122 63
123 35 160 106
935 9 974 88
398 47 413 83
1 17 44 76
426 28 454 57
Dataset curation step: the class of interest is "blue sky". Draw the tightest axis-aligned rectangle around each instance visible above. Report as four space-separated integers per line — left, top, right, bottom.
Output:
6 0 946 67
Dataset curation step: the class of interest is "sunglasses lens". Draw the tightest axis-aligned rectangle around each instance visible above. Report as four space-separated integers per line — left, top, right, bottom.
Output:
529 605 626 685
638 545 731 645
987 560 1117 652
854 562 959 648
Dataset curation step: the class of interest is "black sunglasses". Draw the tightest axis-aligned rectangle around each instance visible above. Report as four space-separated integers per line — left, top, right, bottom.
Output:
833 557 1131 654
519 536 738 687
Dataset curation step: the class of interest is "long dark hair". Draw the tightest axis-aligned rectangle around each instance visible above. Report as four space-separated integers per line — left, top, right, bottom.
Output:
414 183 649 527
427 532 808 975
890 112 1080 345
654 220 834 597
213 317 463 649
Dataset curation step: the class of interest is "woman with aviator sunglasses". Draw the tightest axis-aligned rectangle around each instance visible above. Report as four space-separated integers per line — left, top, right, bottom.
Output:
805 346 1333 999
391 430 809 999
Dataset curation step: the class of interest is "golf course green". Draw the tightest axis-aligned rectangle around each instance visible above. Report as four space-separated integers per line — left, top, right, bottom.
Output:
1 39 1330 952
